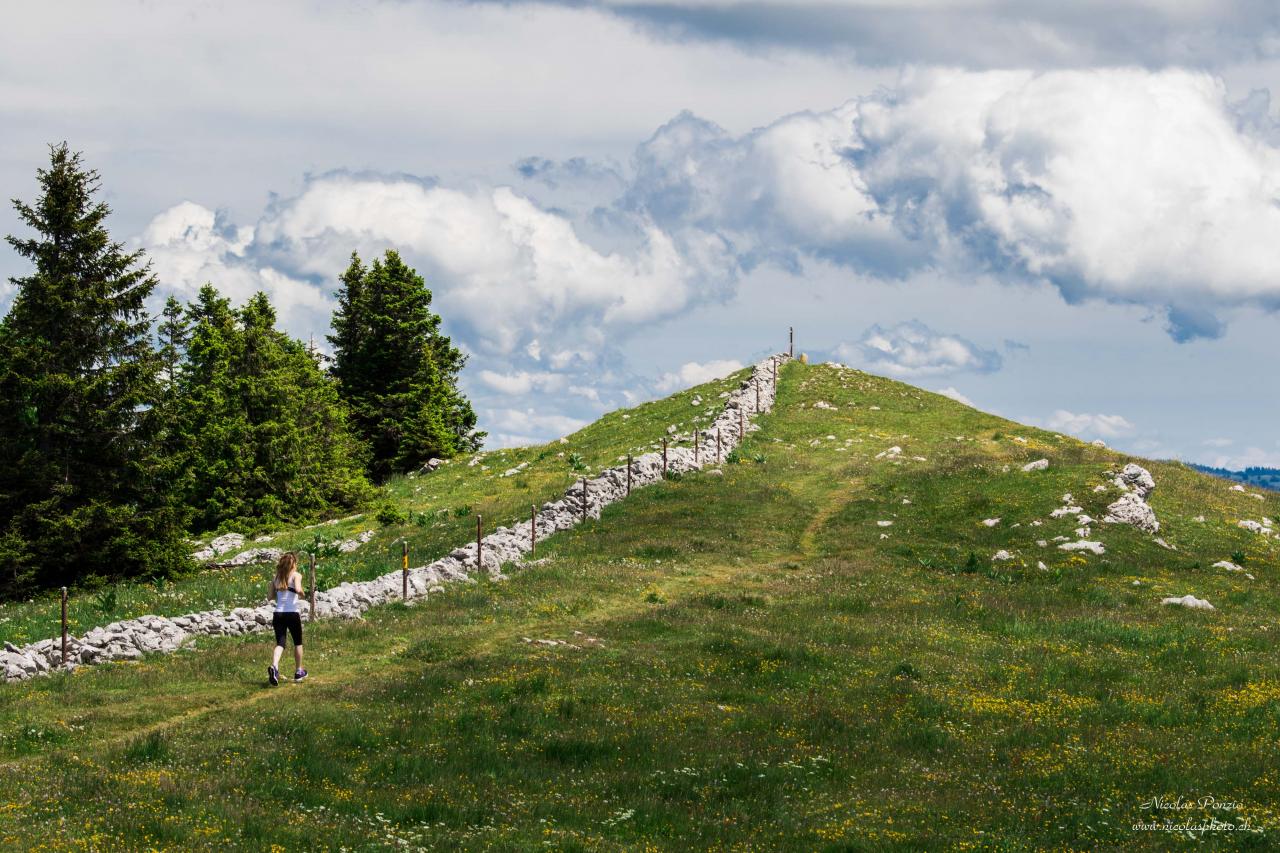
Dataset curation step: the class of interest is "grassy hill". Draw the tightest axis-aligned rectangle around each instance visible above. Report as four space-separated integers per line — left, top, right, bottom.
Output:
2 361 1277 850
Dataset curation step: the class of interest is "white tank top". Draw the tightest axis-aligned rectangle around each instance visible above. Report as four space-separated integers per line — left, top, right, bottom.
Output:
275 580 300 613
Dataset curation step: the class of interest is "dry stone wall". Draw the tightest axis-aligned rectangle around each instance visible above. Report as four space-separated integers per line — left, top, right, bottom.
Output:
1 355 787 683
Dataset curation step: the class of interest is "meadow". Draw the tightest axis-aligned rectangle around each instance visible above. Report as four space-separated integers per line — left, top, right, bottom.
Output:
1 361 1277 850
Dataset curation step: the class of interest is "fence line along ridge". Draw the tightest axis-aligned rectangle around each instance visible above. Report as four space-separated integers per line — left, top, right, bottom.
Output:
0 354 788 683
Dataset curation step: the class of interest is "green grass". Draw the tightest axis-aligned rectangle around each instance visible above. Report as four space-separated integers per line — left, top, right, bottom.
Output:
1 361 1278 850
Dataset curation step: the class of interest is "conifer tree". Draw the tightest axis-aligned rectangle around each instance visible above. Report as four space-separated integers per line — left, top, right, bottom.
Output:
172 285 373 532
328 249 482 481
0 144 188 595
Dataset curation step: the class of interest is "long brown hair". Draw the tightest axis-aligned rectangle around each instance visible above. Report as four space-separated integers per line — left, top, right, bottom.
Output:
273 552 299 591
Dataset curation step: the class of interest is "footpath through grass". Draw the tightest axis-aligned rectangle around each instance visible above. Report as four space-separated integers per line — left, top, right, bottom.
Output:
2 362 1278 850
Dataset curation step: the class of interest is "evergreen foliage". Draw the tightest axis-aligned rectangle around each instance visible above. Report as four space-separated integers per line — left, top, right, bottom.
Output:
166 285 375 533
0 144 189 596
328 250 482 481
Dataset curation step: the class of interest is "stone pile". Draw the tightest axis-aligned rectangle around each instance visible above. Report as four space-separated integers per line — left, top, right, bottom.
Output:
2 355 787 683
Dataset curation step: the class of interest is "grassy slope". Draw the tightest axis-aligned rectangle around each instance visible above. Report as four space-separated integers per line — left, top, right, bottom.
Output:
0 368 753 648
2 362 1278 851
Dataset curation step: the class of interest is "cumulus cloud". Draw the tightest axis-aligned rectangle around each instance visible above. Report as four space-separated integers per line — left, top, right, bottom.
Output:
478 370 568 395
654 358 744 392
140 200 332 331
621 68 1280 341
484 407 590 448
833 322 1001 378
126 66 1280 446
1045 410 1136 439
467 0 1280 69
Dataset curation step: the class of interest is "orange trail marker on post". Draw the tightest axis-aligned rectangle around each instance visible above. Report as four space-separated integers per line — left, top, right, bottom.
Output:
402 540 409 601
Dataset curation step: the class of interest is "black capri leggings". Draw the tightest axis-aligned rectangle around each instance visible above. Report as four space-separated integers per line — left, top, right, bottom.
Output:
272 611 303 647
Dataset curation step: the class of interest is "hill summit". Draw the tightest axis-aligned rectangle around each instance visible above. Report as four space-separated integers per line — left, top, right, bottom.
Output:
1 358 1277 850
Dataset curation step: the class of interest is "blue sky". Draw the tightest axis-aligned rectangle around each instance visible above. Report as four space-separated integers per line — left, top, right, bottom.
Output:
2 0 1278 466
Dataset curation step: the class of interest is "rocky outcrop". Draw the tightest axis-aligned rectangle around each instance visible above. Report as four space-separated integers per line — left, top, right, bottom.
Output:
1103 464 1159 533
2 355 788 683
1103 492 1159 533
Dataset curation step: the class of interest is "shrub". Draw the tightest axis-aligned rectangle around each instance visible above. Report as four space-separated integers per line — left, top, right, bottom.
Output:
376 504 407 526
567 452 587 472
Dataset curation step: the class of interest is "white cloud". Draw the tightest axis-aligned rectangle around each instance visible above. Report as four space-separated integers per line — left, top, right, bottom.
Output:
654 358 744 392
834 322 1001 378
140 200 331 328
486 407 589 445
934 386 976 407
1045 410 1136 440
1206 446 1280 470
1203 437 1235 447
625 68 1280 340
478 370 567 395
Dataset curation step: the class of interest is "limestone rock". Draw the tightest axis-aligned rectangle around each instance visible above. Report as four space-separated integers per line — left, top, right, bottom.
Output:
1116 464 1156 499
1058 540 1105 555
1161 595 1214 611
1103 492 1160 534
1022 459 1049 472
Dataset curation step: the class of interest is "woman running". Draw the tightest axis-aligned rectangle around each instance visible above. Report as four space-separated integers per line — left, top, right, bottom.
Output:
268 552 308 685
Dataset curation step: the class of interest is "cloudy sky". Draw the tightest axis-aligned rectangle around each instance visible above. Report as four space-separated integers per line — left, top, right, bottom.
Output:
3 1 1278 466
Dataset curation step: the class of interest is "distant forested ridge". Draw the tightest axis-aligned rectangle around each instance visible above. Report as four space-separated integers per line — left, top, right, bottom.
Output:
0 145 480 597
1188 464 1280 492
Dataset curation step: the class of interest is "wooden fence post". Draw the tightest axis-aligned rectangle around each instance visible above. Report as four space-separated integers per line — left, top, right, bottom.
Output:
738 407 744 441
716 429 721 464
789 326 794 358
531 503 537 555
476 514 483 570
60 586 67 668
662 438 668 476
581 477 588 524
773 357 777 385
694 430 699 465
626 454 632 496
402 540 409 601
308 553 316 623
755 380 760 413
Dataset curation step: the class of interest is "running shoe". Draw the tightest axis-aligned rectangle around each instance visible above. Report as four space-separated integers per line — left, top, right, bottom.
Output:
267 665 279 686
294 668 308 682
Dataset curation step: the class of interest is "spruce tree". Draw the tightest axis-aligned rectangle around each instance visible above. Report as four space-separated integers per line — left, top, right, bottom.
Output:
328 249 482 482
0 144 188 595
172 285 373 532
